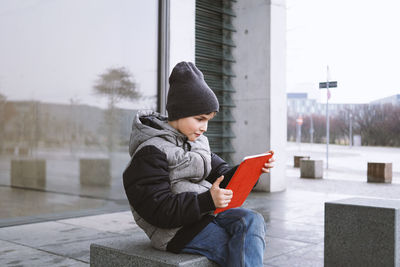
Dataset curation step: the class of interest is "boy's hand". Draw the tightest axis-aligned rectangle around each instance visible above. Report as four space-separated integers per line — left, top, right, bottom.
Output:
210 176 233 208
261 150 275 173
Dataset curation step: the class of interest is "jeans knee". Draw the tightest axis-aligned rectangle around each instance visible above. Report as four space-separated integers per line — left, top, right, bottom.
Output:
242 210 266 235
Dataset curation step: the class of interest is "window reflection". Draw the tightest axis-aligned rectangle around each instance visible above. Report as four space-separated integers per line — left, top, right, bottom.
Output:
0 0 158 222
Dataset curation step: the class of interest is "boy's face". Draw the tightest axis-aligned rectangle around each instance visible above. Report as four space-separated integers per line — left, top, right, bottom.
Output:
174 113 215 141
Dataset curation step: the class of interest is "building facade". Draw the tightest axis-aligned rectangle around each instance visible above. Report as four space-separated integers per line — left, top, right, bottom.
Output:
370 94 400 106
287 93 360 117
0 0 287 223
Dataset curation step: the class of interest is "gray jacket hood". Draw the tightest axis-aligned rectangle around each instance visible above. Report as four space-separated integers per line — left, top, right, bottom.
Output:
129 110 188 157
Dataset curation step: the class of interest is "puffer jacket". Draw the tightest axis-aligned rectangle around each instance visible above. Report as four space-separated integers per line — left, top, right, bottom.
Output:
123 110 237 252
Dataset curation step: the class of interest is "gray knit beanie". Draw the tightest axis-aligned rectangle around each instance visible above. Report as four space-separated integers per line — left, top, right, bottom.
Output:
166 62 219 121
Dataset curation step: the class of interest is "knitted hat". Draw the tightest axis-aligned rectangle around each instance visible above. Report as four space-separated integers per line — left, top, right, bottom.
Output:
166 62 219 121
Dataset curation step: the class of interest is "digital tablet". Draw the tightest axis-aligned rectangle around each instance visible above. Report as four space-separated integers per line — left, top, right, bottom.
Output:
214 152 274 214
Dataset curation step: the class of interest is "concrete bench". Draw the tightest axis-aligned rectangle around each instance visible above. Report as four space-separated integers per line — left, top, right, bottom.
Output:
4 146 16 155
325 198 400 267
80 158 111 186
367 162 392 183
11 159 46 188
300 159 322 179
90 233 217 267
293 155 310 168
17 146 29 156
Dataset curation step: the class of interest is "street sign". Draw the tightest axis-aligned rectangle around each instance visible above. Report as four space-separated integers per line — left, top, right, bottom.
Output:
296 117 303 125
319 81 337 89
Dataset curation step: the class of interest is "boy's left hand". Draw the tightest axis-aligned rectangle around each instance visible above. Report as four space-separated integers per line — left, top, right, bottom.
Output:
261 150 275 173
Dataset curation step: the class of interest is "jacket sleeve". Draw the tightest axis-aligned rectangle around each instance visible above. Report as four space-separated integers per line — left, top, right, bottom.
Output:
206 153 238 188
123 145 215 229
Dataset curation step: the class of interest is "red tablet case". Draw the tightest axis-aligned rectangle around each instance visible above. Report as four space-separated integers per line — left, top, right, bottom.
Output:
214 152 273 214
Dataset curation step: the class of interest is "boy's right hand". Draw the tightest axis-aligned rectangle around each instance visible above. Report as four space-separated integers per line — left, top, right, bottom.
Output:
210 176 233 208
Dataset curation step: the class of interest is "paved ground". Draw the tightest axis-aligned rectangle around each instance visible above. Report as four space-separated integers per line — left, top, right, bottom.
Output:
0 142 399 266
286 142 400 183
2 178 399 267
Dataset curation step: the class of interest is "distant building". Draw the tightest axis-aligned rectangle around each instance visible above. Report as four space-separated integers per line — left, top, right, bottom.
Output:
287 93 316 117
287 92 361 117
370 94 400 106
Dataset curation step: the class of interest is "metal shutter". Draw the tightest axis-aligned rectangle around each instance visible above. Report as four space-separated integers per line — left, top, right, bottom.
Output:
195 0 236 164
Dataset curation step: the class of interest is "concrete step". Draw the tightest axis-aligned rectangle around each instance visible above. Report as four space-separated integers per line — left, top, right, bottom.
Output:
90 232 217 267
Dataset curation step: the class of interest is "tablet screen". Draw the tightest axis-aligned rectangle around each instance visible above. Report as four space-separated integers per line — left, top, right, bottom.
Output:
214 152 273 214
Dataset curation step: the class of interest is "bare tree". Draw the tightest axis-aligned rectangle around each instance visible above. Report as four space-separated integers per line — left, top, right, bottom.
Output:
93 67 140 152
288 103 400 147
354 104 400 146
94 67 140 108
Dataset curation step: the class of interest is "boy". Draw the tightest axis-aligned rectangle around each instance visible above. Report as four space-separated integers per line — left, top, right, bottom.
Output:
123 62 274 267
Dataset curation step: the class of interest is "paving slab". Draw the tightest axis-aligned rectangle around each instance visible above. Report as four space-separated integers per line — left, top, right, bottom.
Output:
0 239 87 267
264 242 324 267
287 211 325 226
287 173 400 199
40 235 132 263
264 236 311 260
58 211 139 234
0 221 119 247
266 219 324 244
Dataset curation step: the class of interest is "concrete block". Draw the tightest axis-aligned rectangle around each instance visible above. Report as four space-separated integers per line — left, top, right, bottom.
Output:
11 159 46 188
300 159 322 179
18 146 29 156
325 198 400 267
4 146 16 155
368 162 392 183
294 156 310 168
80 158 111 186
90 233 218 267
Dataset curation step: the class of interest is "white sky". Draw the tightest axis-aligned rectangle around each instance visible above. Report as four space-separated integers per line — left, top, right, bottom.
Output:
2 1 399 106
286 0 400 103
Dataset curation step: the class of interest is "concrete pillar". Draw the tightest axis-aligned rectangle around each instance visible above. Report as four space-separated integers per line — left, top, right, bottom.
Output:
232 0 287 192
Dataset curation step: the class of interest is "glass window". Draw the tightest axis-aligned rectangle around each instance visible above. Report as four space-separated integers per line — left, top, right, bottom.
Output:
0 0 159 224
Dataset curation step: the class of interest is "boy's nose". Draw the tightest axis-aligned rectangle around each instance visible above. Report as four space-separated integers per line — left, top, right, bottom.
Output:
200 122 208 132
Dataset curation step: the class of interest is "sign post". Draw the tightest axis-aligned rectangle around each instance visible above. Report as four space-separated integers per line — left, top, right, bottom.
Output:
296 116 303 146
319 66 337 169
349 113 353 147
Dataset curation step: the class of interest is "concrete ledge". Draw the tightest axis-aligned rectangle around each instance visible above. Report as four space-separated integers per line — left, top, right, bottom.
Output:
300 159 322 179
90 234 217 267
293 155 310 168
325 198 400 267
11 159 46 188
368 162 392 183
80 158 111 186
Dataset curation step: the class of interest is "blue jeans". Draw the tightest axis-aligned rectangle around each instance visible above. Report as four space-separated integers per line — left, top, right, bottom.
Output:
181 208 266 267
